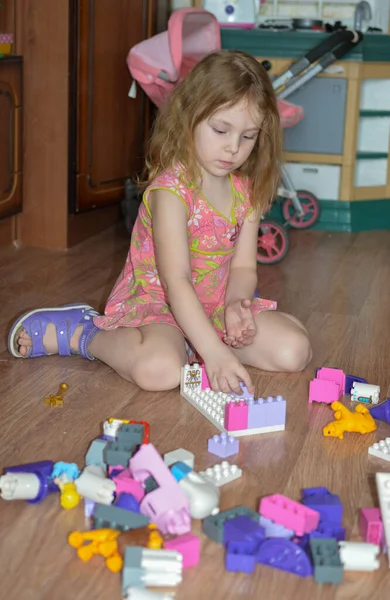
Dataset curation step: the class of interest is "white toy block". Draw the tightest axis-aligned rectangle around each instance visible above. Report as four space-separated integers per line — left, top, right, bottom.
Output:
351 382 380 405
124 590 175 600
338 541 380 571
368 437 390 462
103 418 124 438
74 465 115 505
376 472 390 566
0 472 41 501
163 448 195 469
178 471 220 519
200 461 242 487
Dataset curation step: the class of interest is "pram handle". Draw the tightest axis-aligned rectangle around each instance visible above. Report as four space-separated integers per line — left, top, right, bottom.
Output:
303 28 360 67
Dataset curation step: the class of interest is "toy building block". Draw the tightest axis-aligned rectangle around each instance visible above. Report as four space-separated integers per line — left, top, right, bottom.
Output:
301 487 343 525
256 539 313 577
344 374 368 395
202 505 259 544
310 538 343 584
164 533 200 568
106 419 150 444
44 382 68 407
122 547 182 594
317 367 345 396
309 378 340 404
338 541 380 571
247 396 286 431
200 461 242 487
181 363 203 394
103 440 138 467
323 401 377 440
368 437 390 463
223 516 265 550
103 419 125 439
115 493 141 513
52 462 80 481
178 470 220 519
124 589 174 600
93 503 150 531
113 469 145 502
208 432 239 458
230 381 255 400
370 398 390 424
4 460 58 503
75 465 116 505
68 528 122 573
181 385 231 432
84 498 95 518
86 439 109 467
163 448 195 469
224 401 248 431
359 508 383 546
200 364 211 390
225 540 256 573
258 515 294 539
310 520 346 542
259 494 320 536
351 382 380 405
170 461 192 482
117 423 145 446
376 472 390 566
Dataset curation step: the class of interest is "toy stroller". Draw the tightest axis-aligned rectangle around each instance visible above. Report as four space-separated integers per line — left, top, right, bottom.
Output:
126 8 363 263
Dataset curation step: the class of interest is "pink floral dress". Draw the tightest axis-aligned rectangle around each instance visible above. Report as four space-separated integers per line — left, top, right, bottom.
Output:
94 165 277 350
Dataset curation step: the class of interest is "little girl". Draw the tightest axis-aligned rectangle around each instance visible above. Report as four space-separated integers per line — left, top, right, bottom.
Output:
8 50 311 395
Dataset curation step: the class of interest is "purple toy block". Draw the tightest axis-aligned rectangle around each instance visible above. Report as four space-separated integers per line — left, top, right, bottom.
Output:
345 374 368 395
224 401 248 432
230 382 254 400
309 378 340 404
225 540 256 573
258 515 294 539
259 494 320 536
247 398 267 428
301 487 343 525
223 516 265 550
359 508 383 545
114 492 140 513
247 395 286 429
208 432 239 458
84 498 95 518
256 539 313 577
310 520 346 542
370 399 390 424
317 367 345 397
6 460 58 501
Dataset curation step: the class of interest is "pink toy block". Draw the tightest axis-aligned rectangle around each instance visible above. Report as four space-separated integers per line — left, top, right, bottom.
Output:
164 533 200 568
317 367 345 396
259 494 320 536
309 378 340 404
200 364 210 390
224 401 248 431
359 508 383 546
113 469 145 502
129 443 191 535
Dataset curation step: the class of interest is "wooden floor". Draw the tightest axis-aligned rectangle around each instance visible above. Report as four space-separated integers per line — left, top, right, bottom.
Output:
1 224 390 600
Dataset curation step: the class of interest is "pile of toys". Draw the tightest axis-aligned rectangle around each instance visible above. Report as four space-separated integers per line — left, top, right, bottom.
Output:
1 363 390 598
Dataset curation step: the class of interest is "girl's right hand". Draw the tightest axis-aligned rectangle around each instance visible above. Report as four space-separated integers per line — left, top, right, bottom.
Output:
204 347 254 396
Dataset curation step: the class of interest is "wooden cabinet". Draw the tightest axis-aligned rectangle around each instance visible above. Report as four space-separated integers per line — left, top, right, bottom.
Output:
0 57 22 220
71 0 148 212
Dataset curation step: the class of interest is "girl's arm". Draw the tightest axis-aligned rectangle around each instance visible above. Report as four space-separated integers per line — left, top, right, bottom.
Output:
225 211 260 304
150 189 253 393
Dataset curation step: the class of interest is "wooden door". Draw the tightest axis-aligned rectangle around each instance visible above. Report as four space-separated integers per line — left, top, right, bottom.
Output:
0 58 22 220
73 0 151 212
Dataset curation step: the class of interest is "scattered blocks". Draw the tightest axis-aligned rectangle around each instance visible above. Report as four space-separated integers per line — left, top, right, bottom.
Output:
93 503 150 531
208 432 239 458
256 539 313 577
376 472 390 566
163 448 195 469
301 487 343 525
370 398 390 424
338 541 380 571
225 540 256 573
85 439 108 468
368 437 390 462
259 494 320 537
258 515 294 539
122 547 182 594
203 505 259 544
310 538 343 584
309 378 341 404
164 533 200 568
351 382 380 405
359 508 383 546
200 462 242 487
223 516 265 550
247 396 286 430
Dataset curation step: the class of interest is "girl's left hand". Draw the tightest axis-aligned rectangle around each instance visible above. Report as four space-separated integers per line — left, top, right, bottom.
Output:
223 299 256 349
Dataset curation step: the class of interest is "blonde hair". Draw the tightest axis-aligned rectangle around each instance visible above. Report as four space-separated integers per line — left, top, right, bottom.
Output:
144 50 282 213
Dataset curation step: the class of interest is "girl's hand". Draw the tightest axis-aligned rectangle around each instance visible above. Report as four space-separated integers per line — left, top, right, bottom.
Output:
223 299 256 349
205 346 254 395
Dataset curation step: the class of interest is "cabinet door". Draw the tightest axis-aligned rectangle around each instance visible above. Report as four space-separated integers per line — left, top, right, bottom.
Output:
0 59 22 220
283 78 347 155
73 0 151 212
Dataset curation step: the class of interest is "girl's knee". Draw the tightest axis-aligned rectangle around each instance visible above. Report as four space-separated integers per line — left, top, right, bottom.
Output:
277 332 312 372
129 354 183 391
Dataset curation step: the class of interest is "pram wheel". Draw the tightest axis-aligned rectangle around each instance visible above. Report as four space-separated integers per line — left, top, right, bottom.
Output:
282 190 321 229
257 219 289 265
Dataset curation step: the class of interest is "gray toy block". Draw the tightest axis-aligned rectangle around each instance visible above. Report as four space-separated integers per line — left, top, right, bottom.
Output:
144 475 159 494
103 441 138 467
122 547 144 594
85 439 108 467
310 538 343 584
203 505 259 544
117 423 145 445
93 503 149 532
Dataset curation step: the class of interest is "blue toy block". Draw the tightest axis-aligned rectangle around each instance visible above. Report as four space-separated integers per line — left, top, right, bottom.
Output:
225 540 256 573
122 547 143 593
258 515 294 540
370 398 390 424
208 432 239 458
310 520 346 542
230 382 254 400
223 516 265 550
310 538 343 584
203 506 259 544
85 439 108 467
301 487 343 525
247 395 286 429
115 493 140 513
345 374 368 394
256 539 313 577
170 461 192 482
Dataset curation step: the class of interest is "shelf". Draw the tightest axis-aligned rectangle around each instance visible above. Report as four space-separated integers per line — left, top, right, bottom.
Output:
356 152 389 160
360 110 390 117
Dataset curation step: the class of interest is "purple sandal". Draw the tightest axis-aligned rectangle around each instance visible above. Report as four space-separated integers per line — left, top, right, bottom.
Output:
8 303 101 360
